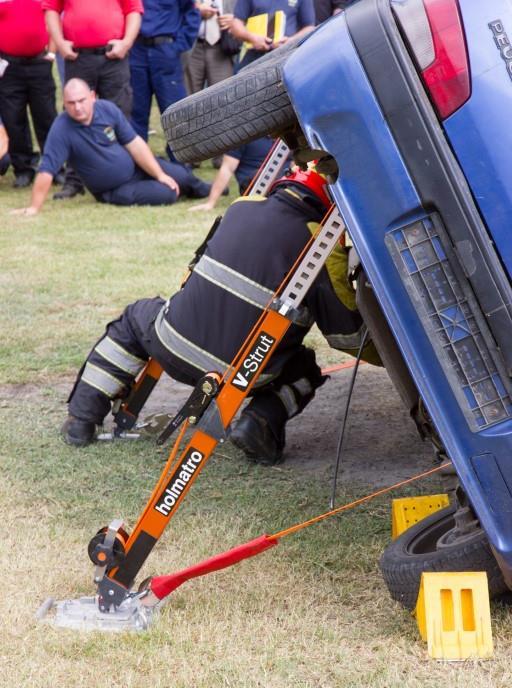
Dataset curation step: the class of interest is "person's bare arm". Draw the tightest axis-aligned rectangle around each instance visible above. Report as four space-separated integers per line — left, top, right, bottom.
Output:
11 172 54 216
125 136 180 195
0 124 8 161
273 24 314 48
45 10 77 60
229 17 271 51
189 155 239 211
108 12 142 59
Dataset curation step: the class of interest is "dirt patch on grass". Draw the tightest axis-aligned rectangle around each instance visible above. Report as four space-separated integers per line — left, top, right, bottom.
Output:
0 363 434 489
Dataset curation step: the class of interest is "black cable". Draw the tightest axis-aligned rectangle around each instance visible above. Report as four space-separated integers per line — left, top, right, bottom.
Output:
329 326 369 510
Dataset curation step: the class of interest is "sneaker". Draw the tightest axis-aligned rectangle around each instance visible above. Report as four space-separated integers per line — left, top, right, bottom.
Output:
53 184 85 200
13 170 34 188
230 410 285 465
61 416 96 447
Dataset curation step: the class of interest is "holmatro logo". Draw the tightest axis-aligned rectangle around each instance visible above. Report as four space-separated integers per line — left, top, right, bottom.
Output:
154 448 204 516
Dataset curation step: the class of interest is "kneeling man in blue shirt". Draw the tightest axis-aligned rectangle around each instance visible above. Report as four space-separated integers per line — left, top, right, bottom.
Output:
12 78 210 216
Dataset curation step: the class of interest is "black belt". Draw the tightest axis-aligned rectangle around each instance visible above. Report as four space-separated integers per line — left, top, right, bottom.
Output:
0 50 47 64
74 46 113 55
136 35 174 47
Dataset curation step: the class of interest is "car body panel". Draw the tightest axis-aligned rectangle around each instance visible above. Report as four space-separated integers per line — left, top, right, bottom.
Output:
283 2 512 579
445 0 512 276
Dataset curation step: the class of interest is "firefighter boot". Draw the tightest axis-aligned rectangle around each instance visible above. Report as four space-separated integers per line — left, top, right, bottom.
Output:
61 416 96 447
230 410 285 466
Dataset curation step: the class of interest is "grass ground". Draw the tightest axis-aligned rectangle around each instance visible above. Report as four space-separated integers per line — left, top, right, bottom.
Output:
2 121 512 687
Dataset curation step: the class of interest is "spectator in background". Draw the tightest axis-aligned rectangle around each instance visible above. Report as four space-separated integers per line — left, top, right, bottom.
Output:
0 0 57 188
185 0 237 167
185 0 236 94
189 136 274 211
130 0 200 156
230 0 315 70
43 0 143 199
11 80 211 215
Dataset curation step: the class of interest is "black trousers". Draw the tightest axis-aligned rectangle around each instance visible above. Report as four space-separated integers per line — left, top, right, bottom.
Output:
0 58 56 175
98 159 210 206
68 298 325 435
63 54 132 189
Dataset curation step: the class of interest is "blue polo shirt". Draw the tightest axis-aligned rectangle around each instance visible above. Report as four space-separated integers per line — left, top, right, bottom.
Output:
234 0 315 36
227 137 274 191
39 100 138 194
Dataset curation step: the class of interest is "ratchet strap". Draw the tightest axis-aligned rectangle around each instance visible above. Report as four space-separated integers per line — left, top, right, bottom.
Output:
148 461 451 601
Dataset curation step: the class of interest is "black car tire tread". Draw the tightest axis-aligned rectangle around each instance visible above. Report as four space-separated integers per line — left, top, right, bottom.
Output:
379 505 508 610
162 46 297 163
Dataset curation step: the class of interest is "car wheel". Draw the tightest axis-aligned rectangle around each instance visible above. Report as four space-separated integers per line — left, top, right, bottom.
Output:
379 504 508 610
162 40 300 163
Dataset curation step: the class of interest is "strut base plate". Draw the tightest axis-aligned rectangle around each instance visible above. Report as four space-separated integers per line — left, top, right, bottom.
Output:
36 595 158 632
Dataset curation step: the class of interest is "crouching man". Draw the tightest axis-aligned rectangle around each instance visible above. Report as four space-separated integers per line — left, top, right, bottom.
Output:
11 78 210 215
61 168 370 464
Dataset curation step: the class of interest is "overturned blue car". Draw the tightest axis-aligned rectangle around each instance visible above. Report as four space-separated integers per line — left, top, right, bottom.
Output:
164 0 512 608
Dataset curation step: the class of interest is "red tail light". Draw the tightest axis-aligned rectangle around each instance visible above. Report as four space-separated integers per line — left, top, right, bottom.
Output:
392 0 471 119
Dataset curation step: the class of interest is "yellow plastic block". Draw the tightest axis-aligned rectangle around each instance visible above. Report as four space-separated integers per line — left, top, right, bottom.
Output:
391 494 449 539
414 572 493 660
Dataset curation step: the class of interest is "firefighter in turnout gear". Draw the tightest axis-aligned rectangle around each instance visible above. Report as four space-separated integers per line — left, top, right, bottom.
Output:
61 168 368 464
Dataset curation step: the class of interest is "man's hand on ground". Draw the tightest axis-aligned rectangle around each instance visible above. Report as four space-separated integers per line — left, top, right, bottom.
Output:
158 174 180 196
188 201 215 212
10 207 39 217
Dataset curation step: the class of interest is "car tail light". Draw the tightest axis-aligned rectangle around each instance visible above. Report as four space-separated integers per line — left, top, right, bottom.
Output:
392 0 471 119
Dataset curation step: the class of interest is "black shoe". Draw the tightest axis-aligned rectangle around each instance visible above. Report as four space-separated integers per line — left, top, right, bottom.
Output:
212 156 222 170
13 171 34 188
189 181 212 199
230 411 285 465
61 416 96 447
53 169 66 186
53 184 85 200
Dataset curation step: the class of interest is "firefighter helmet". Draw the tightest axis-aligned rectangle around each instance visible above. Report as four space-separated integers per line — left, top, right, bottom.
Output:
271 166 331 209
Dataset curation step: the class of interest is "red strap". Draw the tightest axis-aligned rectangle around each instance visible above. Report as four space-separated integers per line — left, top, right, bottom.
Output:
150 534 278 600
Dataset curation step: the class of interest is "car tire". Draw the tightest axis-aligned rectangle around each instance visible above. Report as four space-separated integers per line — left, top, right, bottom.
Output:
379 504 508 610
162 41 300 163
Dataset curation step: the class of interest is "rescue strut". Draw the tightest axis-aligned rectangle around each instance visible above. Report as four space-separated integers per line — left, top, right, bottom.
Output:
38 141 366 631
38 200 349 631
93 201 348 613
